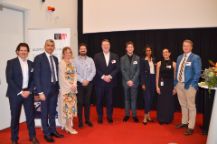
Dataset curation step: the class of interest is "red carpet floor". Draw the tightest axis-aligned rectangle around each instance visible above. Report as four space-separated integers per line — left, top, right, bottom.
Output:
0 107 207 144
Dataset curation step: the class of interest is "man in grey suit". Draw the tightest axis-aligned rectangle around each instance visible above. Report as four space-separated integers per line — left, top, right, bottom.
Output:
121 41 140 122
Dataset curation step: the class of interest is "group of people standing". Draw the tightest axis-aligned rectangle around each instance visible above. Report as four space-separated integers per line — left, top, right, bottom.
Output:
6 39 201 144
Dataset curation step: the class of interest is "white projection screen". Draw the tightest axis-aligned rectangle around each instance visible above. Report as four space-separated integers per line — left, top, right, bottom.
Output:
83 0 217 34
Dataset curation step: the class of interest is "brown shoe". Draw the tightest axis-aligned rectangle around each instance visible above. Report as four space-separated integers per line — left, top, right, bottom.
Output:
184 128 194 136
176 123 188 129
31 137 39 144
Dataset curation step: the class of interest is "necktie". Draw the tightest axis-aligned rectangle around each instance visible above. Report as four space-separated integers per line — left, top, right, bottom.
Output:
178 55 187 82
50 55 56 82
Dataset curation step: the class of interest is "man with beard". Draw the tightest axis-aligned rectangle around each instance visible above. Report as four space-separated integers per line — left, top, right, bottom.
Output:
75 43 96 128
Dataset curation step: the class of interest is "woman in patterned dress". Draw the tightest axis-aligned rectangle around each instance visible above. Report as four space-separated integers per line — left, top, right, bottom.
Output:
58 47 78 134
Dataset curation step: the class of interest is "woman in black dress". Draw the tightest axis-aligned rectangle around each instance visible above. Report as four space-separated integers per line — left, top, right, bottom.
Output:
156 48 176 124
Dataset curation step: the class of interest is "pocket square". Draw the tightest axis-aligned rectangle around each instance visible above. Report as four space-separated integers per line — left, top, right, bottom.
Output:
111 60 116 64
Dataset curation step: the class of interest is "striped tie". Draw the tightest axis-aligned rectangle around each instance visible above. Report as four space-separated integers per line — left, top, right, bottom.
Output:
178 55 187 82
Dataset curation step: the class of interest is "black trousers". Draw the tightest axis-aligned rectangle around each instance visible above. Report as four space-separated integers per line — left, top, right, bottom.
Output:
9 94 36 141
77 82 93 124
95 84 113 120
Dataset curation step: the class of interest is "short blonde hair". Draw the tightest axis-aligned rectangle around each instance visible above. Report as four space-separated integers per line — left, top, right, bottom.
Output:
183 39 193 47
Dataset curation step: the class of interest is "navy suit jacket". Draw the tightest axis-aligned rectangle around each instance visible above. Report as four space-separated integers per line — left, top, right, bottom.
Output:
94 52 119 87
140 58 156 86
174 53 202 89
6 57 34 97
33 53 59 95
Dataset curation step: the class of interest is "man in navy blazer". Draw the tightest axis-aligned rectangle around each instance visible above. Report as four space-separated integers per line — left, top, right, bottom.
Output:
6 43 39 144
94 39 119 124
174 40 202 135
34 39 63 142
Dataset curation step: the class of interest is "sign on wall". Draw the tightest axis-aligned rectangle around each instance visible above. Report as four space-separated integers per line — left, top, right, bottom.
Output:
28 28 71 127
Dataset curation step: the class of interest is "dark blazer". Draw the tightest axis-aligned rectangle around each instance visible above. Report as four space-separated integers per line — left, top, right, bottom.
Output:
174 53 202 89
33 53 59 95
94 52 119 87
120 54 140 87
6 57 34 97
140 57 156 86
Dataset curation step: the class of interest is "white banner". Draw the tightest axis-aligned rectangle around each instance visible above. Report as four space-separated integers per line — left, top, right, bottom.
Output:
28 28 71 127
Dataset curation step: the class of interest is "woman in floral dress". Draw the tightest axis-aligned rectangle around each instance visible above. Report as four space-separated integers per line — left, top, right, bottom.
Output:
58 47 78 134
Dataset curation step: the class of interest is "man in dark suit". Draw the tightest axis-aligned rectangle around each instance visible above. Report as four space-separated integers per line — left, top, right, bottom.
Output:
34 39 63 142
94 39 119 124
121 41 140 122
6 43 39 144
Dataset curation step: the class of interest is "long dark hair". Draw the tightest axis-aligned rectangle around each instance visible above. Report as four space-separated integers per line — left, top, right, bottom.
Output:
143 44 153 58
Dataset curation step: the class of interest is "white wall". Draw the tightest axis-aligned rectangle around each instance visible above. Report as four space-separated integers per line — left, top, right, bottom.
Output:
0 0 78 55
0 0 77 129
83 0 217 33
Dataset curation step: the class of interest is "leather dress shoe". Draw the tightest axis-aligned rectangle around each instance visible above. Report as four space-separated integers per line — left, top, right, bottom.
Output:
184 128 194 135
176 123 188 129
51 131 64 138
31 137 39 144
107 118 113 123
133 116 139 123
85 121 93 127
44 135 54 143
123 116 130 122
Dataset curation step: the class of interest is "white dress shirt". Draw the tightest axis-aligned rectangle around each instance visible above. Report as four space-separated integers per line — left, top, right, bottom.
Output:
45 52 58 82
103 52 110 66
177 52 191 82
146 57 155 74
18 57 29 89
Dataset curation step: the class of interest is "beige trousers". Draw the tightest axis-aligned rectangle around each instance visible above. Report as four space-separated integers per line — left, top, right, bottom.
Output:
176 82 197 129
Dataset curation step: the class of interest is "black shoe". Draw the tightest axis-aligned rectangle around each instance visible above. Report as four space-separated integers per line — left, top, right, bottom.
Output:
133 116 139 123
98 118 103 124
31 137 39 144
107 118 113 123
123 116 130 122
184 128 194 136
79 123 84 128
44 135 54 143
11 141 18 144
159 122 165 125
50 131 64 138
176 123 188 129
85 121 93 127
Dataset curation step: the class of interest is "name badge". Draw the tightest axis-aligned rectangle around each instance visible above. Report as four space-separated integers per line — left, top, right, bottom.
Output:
111 60 116 64
185 62 192 66
133 61 138 64
30 68 34 72
160 81 164 86
166 65 172 69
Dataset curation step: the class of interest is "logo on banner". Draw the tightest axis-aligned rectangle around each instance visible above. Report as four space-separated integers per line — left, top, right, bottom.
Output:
54 33 67 40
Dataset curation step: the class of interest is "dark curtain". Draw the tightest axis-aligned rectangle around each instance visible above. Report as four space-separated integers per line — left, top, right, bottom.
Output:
78 0 217 112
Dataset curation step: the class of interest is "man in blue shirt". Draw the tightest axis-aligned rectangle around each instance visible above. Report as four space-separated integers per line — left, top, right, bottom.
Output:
75 43 96 128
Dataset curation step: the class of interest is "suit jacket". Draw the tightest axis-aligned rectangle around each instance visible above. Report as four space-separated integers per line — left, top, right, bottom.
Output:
174 53 202 89
33 53 59 95
140 57 156 86
6 57 34 97
120 54 140 87
94 52 119 87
